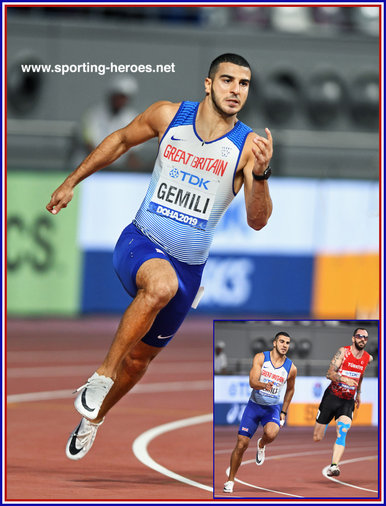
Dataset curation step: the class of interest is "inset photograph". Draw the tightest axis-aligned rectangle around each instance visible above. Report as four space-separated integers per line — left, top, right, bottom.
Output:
214 320 379 499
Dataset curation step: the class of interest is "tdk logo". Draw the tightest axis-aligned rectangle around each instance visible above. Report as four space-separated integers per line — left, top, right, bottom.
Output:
180 170 210 189
169 168 179 178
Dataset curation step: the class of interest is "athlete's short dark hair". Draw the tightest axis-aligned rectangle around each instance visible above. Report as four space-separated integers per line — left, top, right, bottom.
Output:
208 53 251 80
274 331 291 341
353 327 368 336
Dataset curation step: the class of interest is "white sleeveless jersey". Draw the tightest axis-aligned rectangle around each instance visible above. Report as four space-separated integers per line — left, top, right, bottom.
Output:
134 101 252 264
250 351 292 406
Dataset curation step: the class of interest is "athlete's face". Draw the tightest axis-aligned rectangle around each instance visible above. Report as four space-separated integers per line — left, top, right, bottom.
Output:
274 336 290 356
352 330 368 351
205 62 251 117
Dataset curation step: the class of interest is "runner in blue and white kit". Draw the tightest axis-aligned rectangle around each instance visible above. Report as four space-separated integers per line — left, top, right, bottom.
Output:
224 332 297 493
47 54 274 461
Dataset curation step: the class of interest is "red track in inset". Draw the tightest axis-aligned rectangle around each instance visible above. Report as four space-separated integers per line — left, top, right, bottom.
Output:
6 316 213 501
215 426 379 499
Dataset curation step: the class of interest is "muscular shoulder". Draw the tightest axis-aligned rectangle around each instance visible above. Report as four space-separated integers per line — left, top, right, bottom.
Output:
147 100 180 118
139 100 181 136
253 352 265 366
289 363 297 378
331 347 345 365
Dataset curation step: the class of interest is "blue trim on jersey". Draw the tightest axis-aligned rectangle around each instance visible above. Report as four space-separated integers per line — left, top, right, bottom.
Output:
283 357 292 375
231 125 252 196
188 101 252 146
228 121 253 150
265 351 292 373
156 100 252 198
169 100 197 128
157 102 185 151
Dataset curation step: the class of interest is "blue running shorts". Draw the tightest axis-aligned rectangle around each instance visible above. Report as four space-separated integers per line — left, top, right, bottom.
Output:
113 222 205 348
238 400 281 439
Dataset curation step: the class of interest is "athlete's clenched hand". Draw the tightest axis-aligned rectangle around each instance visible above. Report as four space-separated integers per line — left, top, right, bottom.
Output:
263 381 274 391
46 183 74 215
251 127 273 175
341 377 358 388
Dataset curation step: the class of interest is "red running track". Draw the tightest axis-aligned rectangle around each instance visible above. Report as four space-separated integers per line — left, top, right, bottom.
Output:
6 315 213 501
215 425 379 500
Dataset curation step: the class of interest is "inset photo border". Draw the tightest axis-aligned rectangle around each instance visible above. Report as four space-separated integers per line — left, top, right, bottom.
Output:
213 320 380 501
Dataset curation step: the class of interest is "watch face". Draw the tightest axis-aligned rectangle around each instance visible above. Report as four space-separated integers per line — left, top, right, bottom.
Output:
264 167 272 179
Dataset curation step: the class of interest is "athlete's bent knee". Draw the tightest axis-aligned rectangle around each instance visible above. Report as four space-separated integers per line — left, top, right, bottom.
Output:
236 436 250 452
264 427 279 443
336 421 350 447
142 280 178 310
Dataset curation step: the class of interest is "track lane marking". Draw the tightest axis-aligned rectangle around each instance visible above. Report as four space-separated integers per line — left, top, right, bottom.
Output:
322 456 378 493
225 458 304 498
7 361 212 377
7 381 211 403
224 450 378 497
132 413 213 493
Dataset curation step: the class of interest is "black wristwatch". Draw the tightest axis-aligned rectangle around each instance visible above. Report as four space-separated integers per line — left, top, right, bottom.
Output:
281 410 287 416
252 166 271 181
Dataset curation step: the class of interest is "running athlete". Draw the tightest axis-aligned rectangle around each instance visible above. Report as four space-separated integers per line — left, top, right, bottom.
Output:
46 54 273 460
313 328 373 477
223 332 297 493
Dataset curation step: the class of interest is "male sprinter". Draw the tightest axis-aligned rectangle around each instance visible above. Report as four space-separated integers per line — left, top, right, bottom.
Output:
313 328 373 477
46 54 273 460
223 332 297 493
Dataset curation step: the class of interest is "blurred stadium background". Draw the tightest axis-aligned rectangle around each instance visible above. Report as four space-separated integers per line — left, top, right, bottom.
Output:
6 5 380 319
214 320 379 427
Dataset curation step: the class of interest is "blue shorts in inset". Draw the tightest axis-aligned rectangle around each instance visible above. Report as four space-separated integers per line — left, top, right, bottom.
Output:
113 222 205 348
238 400 281 439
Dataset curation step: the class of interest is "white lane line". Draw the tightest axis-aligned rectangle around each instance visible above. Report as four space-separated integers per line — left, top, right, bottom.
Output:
322 456 378 493
225 450 378 497
7 380 212 403
7 389 73 403
7 361 212 377
7 365 100 378
228 476 303 498
216 445 372 456
7 350 106 361
132 413 213 493
225 455 306 498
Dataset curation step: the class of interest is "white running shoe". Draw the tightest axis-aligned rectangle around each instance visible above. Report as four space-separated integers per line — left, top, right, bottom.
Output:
255 438 266 466
327 464 340 477
223 481 234 493
74 372 114 420
65 417 104 460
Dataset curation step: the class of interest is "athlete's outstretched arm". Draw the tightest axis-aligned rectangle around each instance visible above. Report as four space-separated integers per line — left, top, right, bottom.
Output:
249 353 274 391
242 128 273 230
46 101 178 215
